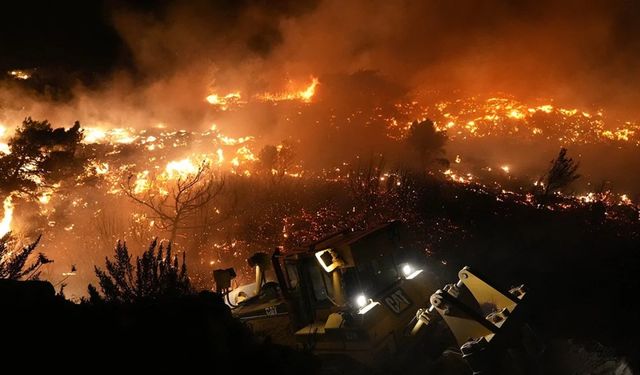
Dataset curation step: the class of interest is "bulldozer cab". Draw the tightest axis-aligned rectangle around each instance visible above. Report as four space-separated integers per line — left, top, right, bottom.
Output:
216 221 439 364
277 221 419 321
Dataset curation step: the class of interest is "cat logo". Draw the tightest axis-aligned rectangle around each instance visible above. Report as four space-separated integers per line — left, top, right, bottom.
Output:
383 288 413 315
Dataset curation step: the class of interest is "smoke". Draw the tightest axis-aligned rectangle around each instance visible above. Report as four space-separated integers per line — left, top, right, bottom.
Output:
113 0 640 111
2 0 640 132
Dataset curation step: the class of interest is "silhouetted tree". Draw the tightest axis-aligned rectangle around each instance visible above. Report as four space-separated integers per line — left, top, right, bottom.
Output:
406 119 447 171
0 232 51 280
258 145 278 172
348 157 386 225
122 163 225 244
0 118 85 199
91 239 191 302
257 141 297 180
540 147 580 195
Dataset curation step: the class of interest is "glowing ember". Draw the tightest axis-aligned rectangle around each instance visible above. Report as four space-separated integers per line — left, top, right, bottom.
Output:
133 171 151 194
387 95 639 145
38 192 52 205
0 196 14 237
8 69 30 80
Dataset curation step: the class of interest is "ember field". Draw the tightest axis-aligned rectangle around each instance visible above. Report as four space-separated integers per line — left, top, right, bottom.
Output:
1 80 639 300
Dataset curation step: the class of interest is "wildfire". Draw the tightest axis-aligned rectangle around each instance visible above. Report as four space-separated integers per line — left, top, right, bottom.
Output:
83 127 138 144
133 171 151 194
8 69 30 80
388 95 640 145
0 196 14 237
205 92 243 110
165 158 200 179
257 77 319 103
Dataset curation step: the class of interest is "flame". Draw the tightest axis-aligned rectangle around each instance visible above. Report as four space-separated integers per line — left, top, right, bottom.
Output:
38 192 52 205
257 76 319 103
83 127 137 144
133 171 150 194
0 124 10 155
83 127 107 143
299 77 319 102
165 158 199 179
205 92 242 110
0 196 14 237
219 135 254 146
8 70 30 80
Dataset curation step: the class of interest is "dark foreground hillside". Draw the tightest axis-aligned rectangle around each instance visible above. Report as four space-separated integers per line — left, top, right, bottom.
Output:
1 280 317 374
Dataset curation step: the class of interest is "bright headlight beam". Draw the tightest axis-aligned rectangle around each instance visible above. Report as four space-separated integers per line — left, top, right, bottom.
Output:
402 264 413 277
401 263 423 280
358 301 379 315
406 269 423 280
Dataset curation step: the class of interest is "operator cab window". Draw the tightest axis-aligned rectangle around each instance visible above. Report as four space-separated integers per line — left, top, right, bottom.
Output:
307 262 335 303
285 262 299 289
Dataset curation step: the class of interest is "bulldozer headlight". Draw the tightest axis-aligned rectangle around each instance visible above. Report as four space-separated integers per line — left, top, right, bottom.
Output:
355 294 379 314
401 263 423 279
315 248 343 273
355 294 368 308
402 264 413 277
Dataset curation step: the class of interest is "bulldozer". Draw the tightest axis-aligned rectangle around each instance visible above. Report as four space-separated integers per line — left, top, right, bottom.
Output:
213 221 541 372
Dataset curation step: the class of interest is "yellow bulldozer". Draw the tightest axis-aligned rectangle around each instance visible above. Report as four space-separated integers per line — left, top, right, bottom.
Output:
214 221 542 372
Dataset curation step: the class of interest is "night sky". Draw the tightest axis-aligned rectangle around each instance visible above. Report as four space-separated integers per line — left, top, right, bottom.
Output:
0 1 125 74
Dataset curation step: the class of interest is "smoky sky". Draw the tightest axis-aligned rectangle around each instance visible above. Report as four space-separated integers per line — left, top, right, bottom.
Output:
2 0 640 117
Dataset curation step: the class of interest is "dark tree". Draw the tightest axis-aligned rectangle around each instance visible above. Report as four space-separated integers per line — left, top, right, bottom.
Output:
541 147 581 195
257 141 297 180
91 239 191 303
122 163 225 244
406 119 447 171
258 145 278 172
0 233 51 280
0 118 85 199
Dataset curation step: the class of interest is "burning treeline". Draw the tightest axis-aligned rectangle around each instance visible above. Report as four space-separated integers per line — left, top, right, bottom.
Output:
1 86 639 298
1 0 640 297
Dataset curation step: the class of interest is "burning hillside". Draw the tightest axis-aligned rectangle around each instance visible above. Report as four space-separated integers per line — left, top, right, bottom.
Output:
1 81 639 298
2 1 640 373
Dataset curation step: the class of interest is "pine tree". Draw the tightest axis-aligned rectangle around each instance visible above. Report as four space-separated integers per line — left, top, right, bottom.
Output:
0 233 51 280
90 239 191 302
541 147 581 195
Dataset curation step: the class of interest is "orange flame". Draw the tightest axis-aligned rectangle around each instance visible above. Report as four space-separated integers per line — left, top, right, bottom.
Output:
0 196 14 237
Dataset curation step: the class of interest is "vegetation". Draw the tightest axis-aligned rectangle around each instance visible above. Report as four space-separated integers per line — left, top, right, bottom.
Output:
0 117 85 199
406 119 448 171
540 147 581 195
258 140 298 180
121 163 225 244
0 232 51 280
90 239 191 302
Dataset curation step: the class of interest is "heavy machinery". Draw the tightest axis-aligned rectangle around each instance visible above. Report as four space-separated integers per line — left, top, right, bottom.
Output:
214 221 540 371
